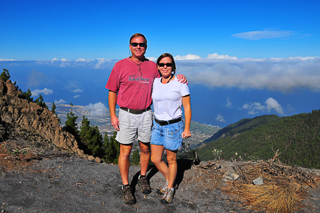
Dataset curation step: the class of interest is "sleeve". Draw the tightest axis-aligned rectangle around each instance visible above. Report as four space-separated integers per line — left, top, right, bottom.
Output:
180 83 190 97
105 63 120 92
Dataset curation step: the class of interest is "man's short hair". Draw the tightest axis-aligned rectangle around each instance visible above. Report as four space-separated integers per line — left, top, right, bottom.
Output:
130 33 147 45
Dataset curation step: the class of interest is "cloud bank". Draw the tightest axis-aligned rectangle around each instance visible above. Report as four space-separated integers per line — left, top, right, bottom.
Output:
178 55 320 92
2 54 320 93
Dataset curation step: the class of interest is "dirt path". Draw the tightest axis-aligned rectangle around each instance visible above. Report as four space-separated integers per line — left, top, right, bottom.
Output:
1 139 319 212
0 156 260 213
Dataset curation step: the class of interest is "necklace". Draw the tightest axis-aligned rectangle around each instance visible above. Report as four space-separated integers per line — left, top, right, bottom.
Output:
161 74 174 84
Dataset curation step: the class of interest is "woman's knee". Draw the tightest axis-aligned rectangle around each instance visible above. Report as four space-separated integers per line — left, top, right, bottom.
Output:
151 155 161 164
166 153 177 165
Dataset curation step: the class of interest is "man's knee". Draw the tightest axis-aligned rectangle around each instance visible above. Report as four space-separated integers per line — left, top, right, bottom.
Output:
119 144 133 160
139 142 150 155
119 151 130 160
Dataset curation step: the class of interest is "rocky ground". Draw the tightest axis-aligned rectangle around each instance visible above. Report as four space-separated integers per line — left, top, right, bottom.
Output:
1 139 320 213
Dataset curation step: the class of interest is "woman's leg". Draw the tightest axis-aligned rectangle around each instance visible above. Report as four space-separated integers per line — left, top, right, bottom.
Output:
165 149 177 189
151 144 169 181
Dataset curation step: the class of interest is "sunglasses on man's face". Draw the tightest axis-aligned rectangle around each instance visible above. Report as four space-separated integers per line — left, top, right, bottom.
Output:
158 63 173 67
131 43 146 47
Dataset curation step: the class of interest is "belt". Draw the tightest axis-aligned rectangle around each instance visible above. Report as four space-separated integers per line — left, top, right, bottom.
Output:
155 117 182 126
120 107 151 114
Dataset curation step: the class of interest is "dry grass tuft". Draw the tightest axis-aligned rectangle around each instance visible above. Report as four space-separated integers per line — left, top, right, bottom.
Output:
191 159 320 212
219 160 320 212
232 183 306 213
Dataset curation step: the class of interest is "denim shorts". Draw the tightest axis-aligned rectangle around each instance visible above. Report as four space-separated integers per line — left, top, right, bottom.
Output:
150 120 184 151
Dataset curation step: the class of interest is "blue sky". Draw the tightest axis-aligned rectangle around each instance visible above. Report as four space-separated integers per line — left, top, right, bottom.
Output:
1 0 320 127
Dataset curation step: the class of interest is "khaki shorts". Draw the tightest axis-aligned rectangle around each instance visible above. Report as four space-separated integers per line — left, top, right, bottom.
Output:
115 109 153 144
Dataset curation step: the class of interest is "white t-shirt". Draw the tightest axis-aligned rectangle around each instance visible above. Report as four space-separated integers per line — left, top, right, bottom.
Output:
152 77 190 121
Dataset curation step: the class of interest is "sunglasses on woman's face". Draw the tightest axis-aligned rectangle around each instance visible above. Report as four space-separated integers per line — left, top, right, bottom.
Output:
131 43 146 47
158 63 173 67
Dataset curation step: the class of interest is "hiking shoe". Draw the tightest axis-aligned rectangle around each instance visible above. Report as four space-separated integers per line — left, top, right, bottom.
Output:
122 185 136 205
161 188 175 204
138 175 151 194
156 181 169 195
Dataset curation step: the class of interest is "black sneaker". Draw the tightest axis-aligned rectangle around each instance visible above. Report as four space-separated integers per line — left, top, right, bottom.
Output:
138 175 151 194
122 185 136 205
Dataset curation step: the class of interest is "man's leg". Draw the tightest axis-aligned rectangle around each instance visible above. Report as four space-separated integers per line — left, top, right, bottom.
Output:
118 143 136 205
118 143 133 185
137 141 151 194
139 141 150 176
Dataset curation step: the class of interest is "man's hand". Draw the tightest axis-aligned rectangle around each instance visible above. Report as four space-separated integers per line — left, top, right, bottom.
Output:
176 74 188 84
111 114 120 131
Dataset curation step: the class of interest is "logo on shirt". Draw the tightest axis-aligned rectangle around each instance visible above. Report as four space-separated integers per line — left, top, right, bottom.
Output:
129 75 150 84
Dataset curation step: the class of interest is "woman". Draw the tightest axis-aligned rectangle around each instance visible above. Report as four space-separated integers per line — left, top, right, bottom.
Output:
150 53 192 204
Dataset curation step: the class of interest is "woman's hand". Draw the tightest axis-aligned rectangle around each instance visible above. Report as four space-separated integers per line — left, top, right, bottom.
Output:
182 130 191 139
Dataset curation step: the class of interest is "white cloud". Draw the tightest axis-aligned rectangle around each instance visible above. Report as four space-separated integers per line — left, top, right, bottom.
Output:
54 99 66 104
51 58 69 62
232 30 295 40
207 53 237 60
50 58 71 67
76 58 86 62
95 58 111 69
73 89 83 93
226 97 232 108
243 102 266 115
73 95 80 98
84 102 108 118
31 88 53 96
0 59 14 61
175 54 201 60
216 114 226 122
242 97 284 115
265 97 284 115
179 56 320 92
51 58 60 62
75 58 95 62
146 56 157 61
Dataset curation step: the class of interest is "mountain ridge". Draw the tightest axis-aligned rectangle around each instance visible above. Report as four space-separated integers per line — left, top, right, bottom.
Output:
196 109 320 169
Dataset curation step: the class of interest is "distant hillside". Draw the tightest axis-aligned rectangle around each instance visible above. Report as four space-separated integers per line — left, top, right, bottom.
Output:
50 104 220 146
193 114 280 149
196 110 320 169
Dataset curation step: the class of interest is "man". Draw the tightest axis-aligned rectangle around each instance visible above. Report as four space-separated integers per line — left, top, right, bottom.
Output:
105 33 186 205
